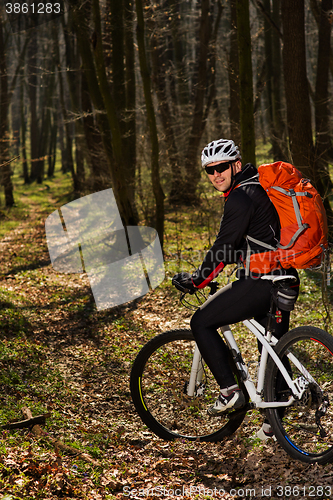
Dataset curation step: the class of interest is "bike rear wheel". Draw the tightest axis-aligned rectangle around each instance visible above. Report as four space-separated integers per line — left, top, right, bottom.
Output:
130 329 248 441
265 326 333 464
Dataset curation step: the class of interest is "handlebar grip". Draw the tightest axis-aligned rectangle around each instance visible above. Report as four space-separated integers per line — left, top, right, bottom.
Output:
172 278 194 294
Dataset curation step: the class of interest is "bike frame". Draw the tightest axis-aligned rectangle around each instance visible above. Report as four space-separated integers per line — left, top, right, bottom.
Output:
187 318 313 408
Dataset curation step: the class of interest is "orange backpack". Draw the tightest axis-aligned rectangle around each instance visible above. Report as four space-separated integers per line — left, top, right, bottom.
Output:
240 161 329 275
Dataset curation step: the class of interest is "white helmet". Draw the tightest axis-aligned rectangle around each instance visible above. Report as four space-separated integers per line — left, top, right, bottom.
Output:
201 139 241 167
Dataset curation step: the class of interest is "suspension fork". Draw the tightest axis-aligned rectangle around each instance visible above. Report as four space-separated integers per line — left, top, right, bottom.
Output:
186 344 204 396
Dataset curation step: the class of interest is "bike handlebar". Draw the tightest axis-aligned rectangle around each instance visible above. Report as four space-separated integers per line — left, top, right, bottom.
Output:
172 277 218 296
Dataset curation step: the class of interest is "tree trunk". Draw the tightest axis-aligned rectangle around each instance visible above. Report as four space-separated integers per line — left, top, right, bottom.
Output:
0 15 14 207
91 0 138 225
68 0 138 226
81 71 110 191
36 59 56 184
109 0 126 117
281 0 333 233
148 4 184 204
281 0 314 173
236 0 256 165
270 0 286 160
169 0 189 106
262 0 286 160
136 0 165 245
124 0 136 204
61 15 86 191
183 0 212 203
228 0 241 145
20 73 29 184
27 27 41 183
57 63 77 187
314 0 333 162
48 111 57 178
314 0 333 232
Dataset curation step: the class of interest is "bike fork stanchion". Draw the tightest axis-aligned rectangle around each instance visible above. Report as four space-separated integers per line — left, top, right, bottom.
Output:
187 344 203 396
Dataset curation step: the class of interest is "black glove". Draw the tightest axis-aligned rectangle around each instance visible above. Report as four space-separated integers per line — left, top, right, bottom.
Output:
172 272 196 294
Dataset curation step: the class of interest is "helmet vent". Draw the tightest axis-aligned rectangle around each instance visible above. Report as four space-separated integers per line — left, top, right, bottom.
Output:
201 138 241 167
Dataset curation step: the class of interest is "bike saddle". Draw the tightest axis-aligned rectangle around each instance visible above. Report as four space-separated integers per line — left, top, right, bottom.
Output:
261 274 297 285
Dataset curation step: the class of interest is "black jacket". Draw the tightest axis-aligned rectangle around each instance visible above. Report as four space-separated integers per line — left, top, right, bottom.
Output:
192 163 280 288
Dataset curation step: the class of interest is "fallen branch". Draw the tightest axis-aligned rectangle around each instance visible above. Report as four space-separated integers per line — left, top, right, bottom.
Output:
21 406 99 466
2 413 50 430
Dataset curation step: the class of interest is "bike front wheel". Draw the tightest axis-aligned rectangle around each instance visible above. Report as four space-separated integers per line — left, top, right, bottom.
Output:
130 329 248 442
265 326 333 464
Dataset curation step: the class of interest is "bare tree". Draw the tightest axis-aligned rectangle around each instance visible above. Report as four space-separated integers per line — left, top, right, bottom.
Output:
68 0 138 226
281 0 333 232
136 0 165 244
236 0 256 165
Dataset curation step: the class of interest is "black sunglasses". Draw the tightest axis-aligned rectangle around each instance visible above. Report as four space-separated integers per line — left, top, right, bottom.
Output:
205 161 234 175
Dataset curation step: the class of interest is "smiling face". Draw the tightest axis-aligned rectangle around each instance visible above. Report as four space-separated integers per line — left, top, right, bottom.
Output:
206 160 242 192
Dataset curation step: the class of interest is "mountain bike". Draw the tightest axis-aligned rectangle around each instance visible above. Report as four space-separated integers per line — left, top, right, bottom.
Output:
130 275 333 464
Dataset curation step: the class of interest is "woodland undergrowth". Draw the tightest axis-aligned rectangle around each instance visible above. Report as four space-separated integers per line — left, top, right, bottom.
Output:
0 171 332 500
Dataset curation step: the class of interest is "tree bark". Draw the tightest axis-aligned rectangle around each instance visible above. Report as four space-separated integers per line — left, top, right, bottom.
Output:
314 0 333 162
281 0 314 173
123 0 136 204
56 51 77 188
20 72 29 184
81 71 110 191
0 15 14 207
270 0 286 160
236 0 256 165
149 3 184 204
91 0 138 225
183 0 212 203
61 15 86 190
261 0 286 160
27 27 39 182
109 0 126 116
47 111 57 178
136 0 165 245
68 0 138 226
281 0 333 233
169 0 190 106
228 0 241 145
35 56 57 184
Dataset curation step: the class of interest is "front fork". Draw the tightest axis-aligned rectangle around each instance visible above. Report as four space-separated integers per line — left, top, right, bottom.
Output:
186 345 204 397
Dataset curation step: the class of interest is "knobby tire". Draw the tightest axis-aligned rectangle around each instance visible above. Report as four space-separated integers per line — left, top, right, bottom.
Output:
130 329 247 442
265 326 333 464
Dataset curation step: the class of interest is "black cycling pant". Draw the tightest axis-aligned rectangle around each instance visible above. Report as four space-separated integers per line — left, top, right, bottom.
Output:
190 272 299 388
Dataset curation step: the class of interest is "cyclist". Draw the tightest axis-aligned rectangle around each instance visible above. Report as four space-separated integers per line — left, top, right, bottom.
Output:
173 139 299 439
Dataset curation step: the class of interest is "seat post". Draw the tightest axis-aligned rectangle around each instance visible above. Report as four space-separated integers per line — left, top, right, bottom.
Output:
265 294 276 336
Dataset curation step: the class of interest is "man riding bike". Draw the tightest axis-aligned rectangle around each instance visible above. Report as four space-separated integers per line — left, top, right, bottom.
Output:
173 139 299 439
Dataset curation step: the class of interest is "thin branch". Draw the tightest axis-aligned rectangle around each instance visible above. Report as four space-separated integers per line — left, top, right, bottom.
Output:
255 0 283 39
0 155 20 168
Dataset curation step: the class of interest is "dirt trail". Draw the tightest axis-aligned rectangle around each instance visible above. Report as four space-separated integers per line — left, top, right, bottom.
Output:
1 201 333 499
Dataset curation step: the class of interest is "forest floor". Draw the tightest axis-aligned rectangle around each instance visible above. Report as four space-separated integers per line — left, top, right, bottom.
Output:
1 174 333 500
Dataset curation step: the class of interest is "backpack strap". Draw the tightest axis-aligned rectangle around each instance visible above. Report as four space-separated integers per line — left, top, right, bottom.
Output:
271 187 310 250
244 235 278 277
246 234 277 250
237 174 276 276
237 173 260 188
